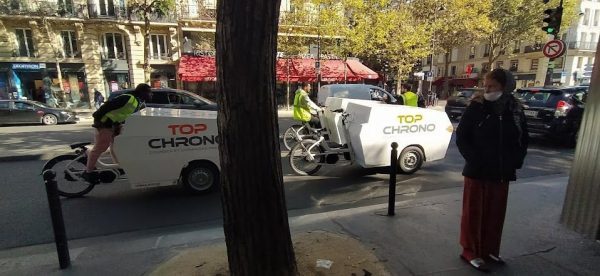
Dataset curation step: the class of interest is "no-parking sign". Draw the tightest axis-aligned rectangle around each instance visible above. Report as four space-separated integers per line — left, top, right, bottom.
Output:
543 40 566 59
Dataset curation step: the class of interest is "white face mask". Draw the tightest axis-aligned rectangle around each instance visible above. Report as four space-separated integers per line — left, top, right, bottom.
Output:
484 91 503 102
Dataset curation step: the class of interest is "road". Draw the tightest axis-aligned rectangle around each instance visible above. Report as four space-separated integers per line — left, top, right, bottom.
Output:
0 119 574 250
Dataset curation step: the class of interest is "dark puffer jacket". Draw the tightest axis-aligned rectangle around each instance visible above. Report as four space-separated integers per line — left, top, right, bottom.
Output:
456 94 529 181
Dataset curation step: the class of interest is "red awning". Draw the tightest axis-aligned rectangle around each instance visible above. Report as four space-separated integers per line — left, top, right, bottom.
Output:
178 55 216 82
179 55 378 83
451 78 478 88
432 77 449 86
345 59 379 80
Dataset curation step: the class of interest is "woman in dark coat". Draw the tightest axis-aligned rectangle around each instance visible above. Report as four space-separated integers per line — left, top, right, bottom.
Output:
456 68 528 272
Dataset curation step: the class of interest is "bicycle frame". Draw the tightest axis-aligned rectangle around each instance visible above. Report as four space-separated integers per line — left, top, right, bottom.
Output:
304 111 355 165
63 147 123 181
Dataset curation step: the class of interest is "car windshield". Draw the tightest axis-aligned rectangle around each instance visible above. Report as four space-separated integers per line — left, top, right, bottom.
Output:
452 90 476 98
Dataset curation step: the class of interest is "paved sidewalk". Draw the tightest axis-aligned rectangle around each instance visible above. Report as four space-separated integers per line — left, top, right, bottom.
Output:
1 174 598 275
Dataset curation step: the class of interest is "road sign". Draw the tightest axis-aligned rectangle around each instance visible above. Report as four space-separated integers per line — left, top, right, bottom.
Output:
543 39 566 59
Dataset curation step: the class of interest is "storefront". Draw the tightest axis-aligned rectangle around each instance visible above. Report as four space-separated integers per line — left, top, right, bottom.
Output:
177 54 379 102
0 62 89 108
151 65 177 89
102 60 131 93
514 73 537 88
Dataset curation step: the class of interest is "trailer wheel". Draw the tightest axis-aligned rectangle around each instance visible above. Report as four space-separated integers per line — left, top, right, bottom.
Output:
398 146 424 174
182 161 219 194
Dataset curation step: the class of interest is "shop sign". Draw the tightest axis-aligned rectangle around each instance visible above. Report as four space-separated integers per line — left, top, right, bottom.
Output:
12 63 40 70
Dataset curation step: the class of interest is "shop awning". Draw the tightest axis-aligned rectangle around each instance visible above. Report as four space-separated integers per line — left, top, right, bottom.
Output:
179 55 378 83
178 55 216 82
451 78 478 88
432 77 449 86
345 59 379 80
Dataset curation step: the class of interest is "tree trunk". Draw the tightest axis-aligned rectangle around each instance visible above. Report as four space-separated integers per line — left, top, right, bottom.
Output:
396 69 402 94
215 0 297 275
143 10 151 83
443 51 450 99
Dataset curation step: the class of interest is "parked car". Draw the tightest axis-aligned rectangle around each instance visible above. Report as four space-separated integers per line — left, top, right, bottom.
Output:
0 100 78 125
444 88 484 120
515 86 587 146
317 84 398 105
108 88 217 111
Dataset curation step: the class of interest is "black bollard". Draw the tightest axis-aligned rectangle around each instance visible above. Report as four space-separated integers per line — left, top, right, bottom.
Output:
42 170 71 269
388 142 398 216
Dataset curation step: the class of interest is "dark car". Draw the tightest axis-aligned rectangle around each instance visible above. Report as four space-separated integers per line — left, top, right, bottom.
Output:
515 86 587 146
445 88 484 120
108 88 217 111
0 100 78 125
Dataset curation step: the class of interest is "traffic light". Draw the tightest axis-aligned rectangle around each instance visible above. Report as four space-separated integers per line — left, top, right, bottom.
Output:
542 7 563 36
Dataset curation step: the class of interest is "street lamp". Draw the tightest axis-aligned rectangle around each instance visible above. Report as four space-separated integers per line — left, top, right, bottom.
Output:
428 5 445 95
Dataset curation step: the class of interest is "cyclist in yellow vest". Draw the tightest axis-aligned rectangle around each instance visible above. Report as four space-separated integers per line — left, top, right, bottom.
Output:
83 83 152 184
401 89 419 107
293 82 322 127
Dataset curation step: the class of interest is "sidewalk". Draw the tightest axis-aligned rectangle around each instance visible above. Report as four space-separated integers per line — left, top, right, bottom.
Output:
1 175 598 275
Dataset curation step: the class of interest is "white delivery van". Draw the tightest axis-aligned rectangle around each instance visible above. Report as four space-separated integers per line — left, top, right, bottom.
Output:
317 84 397 106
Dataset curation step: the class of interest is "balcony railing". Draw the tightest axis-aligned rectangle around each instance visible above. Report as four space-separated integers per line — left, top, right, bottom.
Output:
568 41 598 51
524 44 543 53
129 11 177 23
87 3 127 19
180 4 216 20
0 0 86 18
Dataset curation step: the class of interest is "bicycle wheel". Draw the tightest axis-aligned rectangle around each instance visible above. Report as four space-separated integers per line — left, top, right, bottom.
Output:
283 124 310 151
289 139 323 176
42 154 95 198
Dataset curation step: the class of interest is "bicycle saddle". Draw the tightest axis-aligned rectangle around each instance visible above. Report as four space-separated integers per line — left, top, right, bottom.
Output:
70 142 92 149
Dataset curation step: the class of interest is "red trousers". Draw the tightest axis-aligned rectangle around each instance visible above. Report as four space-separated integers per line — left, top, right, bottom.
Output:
460 177 509 260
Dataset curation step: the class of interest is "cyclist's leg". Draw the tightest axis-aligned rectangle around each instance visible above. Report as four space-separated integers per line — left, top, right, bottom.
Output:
86 128 114 172
309 115 321 129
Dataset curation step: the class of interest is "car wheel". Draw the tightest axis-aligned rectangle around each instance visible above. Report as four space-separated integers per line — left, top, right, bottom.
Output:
398 146 424 174
182 161 219 194
42 114 58 125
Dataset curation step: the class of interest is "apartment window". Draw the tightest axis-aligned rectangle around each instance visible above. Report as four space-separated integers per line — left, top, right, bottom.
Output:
584 8 591 26
483 44 490 57
581 32 588 43
554 57 564 68
150 34 169 60
426 55 432 65
577 57 584 68
496 61 504 69
594 10 599 26
61 31 79 58
98 0 116 16
15 29 34 57
510 60 519 72
513 41 521 53
482 62 490 73
530 59 539 71
58 0 74 14
450 66 456 76
101 33 126 60
203 0 216 9
469 46 475 59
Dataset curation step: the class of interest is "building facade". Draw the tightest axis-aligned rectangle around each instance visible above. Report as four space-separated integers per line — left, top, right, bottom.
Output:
0 0 294 107
422 0 600 93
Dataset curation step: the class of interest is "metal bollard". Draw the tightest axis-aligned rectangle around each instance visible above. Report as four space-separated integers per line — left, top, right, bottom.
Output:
388 142 398 216
42 170 71 269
